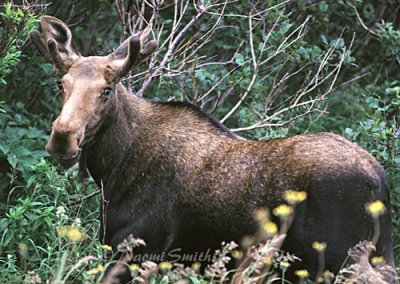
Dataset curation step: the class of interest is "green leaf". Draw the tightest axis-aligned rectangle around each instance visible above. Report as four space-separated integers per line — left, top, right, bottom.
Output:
298 1 307 12
319 1 329 13
385 86 400 95
7 154 17 168
321 35 329 46
234 53 245 65
344 128 353 137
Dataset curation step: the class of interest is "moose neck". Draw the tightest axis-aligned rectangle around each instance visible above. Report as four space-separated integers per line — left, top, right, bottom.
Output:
84 83 232 196
84 83 152 187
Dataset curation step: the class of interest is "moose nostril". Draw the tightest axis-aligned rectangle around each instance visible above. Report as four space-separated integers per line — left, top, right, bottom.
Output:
53 129 71 139
46 128 80 160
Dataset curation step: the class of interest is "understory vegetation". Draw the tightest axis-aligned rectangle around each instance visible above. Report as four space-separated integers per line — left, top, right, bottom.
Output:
0 0 399 283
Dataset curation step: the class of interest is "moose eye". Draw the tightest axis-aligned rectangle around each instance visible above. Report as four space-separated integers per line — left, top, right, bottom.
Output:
57 80 63 91
102 87 112 97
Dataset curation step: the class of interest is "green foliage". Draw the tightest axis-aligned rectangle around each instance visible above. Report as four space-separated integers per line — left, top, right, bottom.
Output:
0 102 48 196
345 81 399 168
0 159 100 283
343 80 400 265
377 21 400 58
0 3 37 85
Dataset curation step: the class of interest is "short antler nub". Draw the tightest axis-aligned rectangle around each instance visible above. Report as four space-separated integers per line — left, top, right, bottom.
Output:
142 40 158 56
110 32 158 82
116 35 141 81
29 30 52 62
47 38 68 72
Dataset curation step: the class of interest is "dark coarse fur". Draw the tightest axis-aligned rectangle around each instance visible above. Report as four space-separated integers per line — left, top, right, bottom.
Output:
152 100 238 139
84 84 395 282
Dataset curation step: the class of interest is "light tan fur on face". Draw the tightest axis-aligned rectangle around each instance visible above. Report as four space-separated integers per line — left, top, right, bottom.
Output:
29 15 156 161
46 56 115 159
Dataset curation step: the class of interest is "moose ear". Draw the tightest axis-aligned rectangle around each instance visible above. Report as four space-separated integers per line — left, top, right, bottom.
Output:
40 16 80 63
108 25 158 82
30 16 80 73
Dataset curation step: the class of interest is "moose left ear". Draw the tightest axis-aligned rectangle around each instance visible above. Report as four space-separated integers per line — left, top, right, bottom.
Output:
30 16 80 74
40 16 80 63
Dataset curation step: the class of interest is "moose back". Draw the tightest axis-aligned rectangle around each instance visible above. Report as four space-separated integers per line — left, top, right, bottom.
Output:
30 16 395 282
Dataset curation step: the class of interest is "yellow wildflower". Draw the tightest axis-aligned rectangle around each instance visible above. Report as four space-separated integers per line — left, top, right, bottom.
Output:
159 262 172 270
86 268 98 275
371 256 385 266
231 249 244 259
294 269 309 278
283 190 307 205
324 270 334 279
86 264 104 275
312 241 327 252
58 225 85 242
129 263 140 271
365 200 386 217
280 261 290 269
101 244 113 251
262 221 278 236
18 242 28 258
263 256 273 265
191 262 201 271
273 204 293 217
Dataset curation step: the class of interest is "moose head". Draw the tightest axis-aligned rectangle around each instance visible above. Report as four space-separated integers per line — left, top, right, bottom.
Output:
29 16 157 166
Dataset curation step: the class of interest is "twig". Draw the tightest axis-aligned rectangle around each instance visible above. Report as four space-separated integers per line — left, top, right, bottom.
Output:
68 189 101 207
136 0 211 96
115 0 127 43
347 1 378 36
101 180 108 244
220 11 258 123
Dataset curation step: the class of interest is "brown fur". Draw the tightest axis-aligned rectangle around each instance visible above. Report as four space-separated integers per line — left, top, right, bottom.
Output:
85 85 394 281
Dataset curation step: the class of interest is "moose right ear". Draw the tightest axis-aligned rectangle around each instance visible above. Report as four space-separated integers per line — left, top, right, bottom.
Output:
107 25 158 82
29 16 80 73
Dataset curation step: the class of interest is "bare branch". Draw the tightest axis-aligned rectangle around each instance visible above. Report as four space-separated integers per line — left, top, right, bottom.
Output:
221 11 258 123
117 1 350 137
68 189 101 207
231 35 354 133
135 0 221 96
347 1 378 36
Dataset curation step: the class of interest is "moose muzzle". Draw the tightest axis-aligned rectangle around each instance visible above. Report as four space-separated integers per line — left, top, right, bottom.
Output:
46 118 82 167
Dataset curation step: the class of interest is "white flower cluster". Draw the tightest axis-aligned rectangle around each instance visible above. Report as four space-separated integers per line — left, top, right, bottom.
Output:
56 206 67 220
74 218 81 227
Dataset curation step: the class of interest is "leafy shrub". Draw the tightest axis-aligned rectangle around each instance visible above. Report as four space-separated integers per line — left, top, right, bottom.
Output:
344 80 400 265
0 159 100 283
0 3 37 85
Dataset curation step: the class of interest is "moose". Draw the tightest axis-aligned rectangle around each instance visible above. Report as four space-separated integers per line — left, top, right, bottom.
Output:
30 16 395 282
